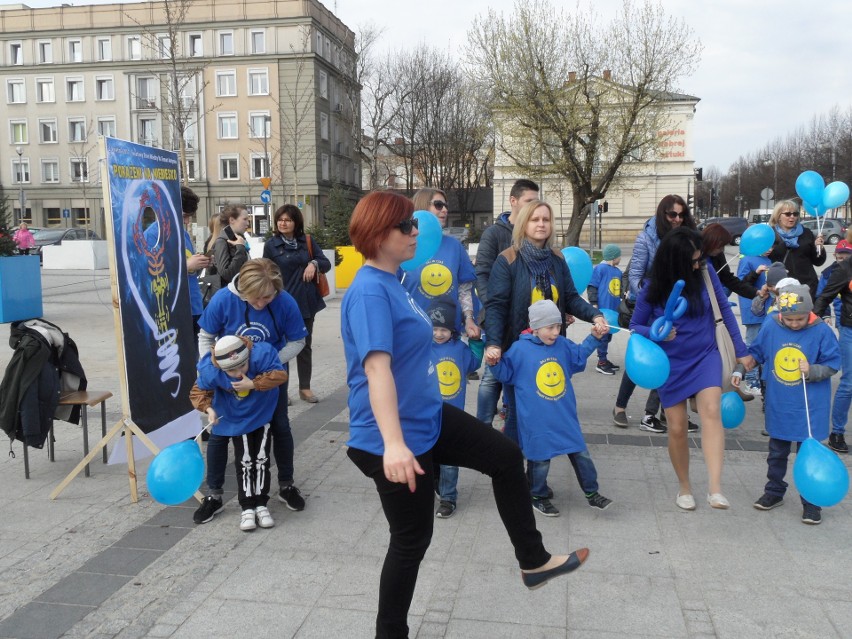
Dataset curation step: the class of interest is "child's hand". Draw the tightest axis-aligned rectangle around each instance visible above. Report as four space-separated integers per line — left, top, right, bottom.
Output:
738 355 757 371
231 375 255 392
485 345 502 366
591 323 606 339
799 359 810 379
731 372 742 388
206 407 218 426
663 326 677 341
755 264 769 274
564 313 575 327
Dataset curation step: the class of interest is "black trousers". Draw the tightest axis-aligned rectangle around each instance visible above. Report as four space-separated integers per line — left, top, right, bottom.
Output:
231 424 272 510
348 404 550 639
296 317 314 390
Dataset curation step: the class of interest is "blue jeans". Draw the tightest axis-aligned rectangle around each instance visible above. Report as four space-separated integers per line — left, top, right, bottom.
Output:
744 324 761 386
527 450 598 498
765 438 819 510
437 465 459 503
476 365 502 425
596 332 612 361
831 325 852 435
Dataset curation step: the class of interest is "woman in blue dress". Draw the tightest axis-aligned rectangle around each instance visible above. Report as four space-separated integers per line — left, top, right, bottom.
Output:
630 228 755 511
342 191 588 638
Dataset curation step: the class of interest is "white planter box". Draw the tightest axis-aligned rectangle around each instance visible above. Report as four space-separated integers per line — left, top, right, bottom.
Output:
42 240 108 270
322 249 337 298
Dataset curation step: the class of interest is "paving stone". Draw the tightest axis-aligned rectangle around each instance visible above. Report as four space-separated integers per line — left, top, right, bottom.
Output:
78 547 164 577
0 601 94 639
37 572 132 607
112 525 192 551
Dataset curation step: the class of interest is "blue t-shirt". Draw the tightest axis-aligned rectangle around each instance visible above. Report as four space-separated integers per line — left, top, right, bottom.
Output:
749 316 840 441
195 341 283 437
432 337 479 410
342 265 442 456
490 333 598 461
737 255 770 325
199 281 307 358
588 262 622 312
402 234 476 332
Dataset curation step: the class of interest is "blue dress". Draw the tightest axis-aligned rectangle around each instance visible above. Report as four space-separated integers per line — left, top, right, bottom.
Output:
630 267 748 407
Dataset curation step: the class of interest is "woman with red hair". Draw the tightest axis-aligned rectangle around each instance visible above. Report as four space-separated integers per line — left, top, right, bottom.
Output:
342 190 588 638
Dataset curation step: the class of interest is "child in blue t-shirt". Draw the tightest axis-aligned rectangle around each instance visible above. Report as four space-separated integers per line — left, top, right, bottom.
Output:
490 300 612 517
734 285 841 525
587 244 622 375
427 298 483 519
736 256 774 393
190 336 288 532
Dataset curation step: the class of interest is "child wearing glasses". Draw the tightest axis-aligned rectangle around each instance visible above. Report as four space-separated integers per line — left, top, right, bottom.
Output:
587 244 623 375
488 300 612 517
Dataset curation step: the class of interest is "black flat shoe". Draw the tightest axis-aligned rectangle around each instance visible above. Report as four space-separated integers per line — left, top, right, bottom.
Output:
521 548 589 590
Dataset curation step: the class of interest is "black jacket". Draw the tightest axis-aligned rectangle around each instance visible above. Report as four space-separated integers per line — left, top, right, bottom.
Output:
709 252 759 299
768 227 826 297
814 257 852 328
210 228 249 294
263 234 331 320
0 319 87 448
475 212 514 304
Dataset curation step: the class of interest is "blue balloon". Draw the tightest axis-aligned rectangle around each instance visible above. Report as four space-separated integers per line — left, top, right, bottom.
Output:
561 246 593 292
625 334 670 389
147 440 205 506
795 170 825 208
600 307 620 333
822 181 850 210
650 280 687 341
401 210 443 271
720 391 745 429
739 223 775 257
793 437 850 507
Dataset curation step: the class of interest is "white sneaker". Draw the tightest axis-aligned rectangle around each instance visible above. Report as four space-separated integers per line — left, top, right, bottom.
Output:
744 383 762 396
255 505 275 528
676 493 696 511
239 509 257 531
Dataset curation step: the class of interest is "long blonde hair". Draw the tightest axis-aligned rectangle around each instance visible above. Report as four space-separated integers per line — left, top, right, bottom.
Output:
512 200 555 250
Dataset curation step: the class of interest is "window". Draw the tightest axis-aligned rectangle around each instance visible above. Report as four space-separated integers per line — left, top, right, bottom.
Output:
217 113 237 139
188 34 202 57
36 78 55 103
66 78 84 102
219 156 239 180
10 43 23 65
10 120 28 144
39 40 53 63
216 70 236 97
321 153 329 180
218 31 234 56
69 118 87 142
316 32 322 55
12 158 30 184
45 208 61 225
42 159 59 183
7 79 25 104
251 154 270 179
96 76 114 101
71 157 89 182
139 118 156 145
127 36 142 60
68 39 82 63
98 117 116 138
185 158 197 181
320 112 329 140
250 30 265 54
97 37 112 61
158 35 172 59
249 113 271 139
319 70 328 99
40 119 58 143
136 77 156 108
248 69 268 96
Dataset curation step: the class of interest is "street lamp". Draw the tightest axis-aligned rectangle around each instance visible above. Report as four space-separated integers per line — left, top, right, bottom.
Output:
762 158 777 205
730 166 743 217
262 115 272 227
14 145 25 225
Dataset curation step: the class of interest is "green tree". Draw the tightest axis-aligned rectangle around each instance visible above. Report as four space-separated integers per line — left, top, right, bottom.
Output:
0 188 19 256
305 185 357 265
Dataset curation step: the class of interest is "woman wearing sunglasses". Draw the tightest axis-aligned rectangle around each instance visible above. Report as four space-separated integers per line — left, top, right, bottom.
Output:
767 200 826 298
342 191 589 638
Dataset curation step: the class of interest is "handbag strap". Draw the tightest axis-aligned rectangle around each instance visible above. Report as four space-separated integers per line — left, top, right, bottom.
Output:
701 266 723 323
306 234 314 259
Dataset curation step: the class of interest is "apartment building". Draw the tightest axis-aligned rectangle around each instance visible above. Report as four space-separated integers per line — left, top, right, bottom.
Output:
0 0 359 235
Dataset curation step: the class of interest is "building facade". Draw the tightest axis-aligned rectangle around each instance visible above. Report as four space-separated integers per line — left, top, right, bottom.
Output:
0 0 360 236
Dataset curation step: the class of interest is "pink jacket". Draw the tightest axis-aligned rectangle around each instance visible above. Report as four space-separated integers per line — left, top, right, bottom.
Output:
13 228 35 250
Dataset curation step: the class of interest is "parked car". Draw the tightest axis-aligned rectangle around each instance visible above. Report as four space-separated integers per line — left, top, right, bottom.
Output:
801 218 847 245
32 227 101 261
445 226 469 242
697 216 749 245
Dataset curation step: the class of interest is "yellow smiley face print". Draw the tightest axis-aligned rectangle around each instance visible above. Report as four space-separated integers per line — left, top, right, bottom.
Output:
535 361 566 398
436 360 462 398
421 264 452 297
608 277 621 298
774 346 806 383
531 284 559 304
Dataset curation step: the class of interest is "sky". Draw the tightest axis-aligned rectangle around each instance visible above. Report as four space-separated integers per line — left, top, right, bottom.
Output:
14 0 852 173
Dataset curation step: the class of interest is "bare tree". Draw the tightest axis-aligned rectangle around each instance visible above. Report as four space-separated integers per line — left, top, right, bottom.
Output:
468 0 702 245
68 118 99 233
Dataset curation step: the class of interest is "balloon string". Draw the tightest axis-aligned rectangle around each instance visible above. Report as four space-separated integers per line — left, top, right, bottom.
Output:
601 323 634 334
801 374 813 440
194 422 213 444
716 253 738 274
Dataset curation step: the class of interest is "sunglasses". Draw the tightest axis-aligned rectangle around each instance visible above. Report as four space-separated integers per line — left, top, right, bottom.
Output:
396 217 419 234
780 210 800 217
431 200 447 211
692 257 706 267
665 210 686 219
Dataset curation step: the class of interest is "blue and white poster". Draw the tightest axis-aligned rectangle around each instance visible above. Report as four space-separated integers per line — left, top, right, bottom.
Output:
102 137 200 462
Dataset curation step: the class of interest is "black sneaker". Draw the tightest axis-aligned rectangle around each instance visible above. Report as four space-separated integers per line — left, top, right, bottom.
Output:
687 420 699 433
828 433 849 454
467 371 480 380
606 360 620 370
658 411 667 425
802 504 822 525
639 413 666 433
278 485 306 511
435 500 456 518
595 360 616 375
586 492 613 510
532 498 560 517
193 496 224 524
753 493 784 510
612 409 629 429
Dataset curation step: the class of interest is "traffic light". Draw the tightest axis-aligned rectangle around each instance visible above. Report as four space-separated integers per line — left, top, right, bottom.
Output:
694 167 703 182
602 200 609 213
687 194 694 209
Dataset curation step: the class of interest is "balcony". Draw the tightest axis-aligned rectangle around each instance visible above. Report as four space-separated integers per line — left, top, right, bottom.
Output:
136 97 157 110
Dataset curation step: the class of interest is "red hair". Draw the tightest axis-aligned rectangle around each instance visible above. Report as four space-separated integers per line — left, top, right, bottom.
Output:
349 191 414 259
701 223 732 254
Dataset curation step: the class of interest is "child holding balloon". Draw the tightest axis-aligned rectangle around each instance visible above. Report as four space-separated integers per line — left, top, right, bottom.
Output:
189 335 288 532
733 285 841 524
587 244 623 376
488 300 612 516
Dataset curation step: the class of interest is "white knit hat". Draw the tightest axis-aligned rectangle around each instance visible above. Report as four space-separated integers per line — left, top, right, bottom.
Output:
214 335 249 370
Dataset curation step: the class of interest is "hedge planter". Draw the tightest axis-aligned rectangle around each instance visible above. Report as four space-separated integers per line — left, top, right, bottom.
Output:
0 255 43 323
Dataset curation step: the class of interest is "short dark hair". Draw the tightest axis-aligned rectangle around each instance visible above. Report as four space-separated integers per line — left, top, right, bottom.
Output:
273 204 305 237
701 223 732 254
181 185 199 215
510 179 539 200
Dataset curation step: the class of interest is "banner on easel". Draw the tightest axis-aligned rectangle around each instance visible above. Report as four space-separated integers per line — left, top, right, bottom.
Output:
102 138 200 462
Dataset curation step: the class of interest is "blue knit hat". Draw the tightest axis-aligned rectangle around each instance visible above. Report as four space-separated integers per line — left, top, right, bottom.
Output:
602 244 621 261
